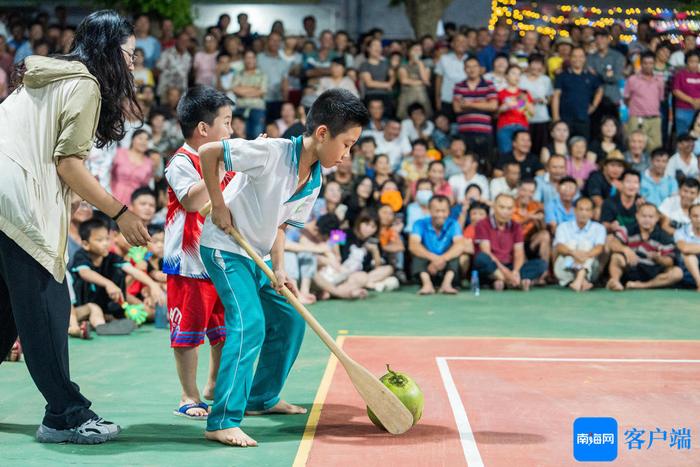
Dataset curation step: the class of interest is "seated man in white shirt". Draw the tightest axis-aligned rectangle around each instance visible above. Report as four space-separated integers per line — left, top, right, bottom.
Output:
371 119 411 171
553 197 607 291
660 177 700 234
675 203 700 292
400 102 435 143
490 161 520 200
448 150 490 203
666 133 699 182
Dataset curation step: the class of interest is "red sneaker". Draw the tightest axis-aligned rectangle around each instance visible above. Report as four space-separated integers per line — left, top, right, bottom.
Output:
80 321 92 340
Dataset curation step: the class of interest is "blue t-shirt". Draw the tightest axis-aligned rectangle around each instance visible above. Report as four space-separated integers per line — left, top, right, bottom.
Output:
554 69 601 121
545 196 576 226
136 36 161 69
640 170 678 207
411 217 461 255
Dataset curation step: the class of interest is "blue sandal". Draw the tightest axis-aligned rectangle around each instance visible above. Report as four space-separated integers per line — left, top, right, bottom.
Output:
173 402 209 420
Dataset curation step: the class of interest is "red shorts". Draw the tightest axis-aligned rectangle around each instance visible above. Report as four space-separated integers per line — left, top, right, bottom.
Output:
167 275 226 348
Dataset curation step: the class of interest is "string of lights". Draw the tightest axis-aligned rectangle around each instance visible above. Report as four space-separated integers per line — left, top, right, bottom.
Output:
488 0 700 44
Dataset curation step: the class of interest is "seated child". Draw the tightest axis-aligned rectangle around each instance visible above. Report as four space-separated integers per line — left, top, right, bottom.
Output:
114 186 158 256
126 225 167 312
70 218 165 325
377 204 406 283
461 202 489 274
338 209 397 291
305 214 370 300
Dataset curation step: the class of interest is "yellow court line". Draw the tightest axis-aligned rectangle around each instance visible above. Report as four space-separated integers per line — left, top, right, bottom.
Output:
345 335 700 343
292 335 345 467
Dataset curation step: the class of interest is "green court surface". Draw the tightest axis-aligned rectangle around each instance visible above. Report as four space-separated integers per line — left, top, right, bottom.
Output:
0 288 698 466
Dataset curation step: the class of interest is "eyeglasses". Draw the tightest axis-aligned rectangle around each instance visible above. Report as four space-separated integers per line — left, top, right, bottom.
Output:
121 47 135 64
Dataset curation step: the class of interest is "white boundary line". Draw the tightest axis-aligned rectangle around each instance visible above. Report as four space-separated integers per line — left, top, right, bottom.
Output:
436 356 700 466
436 357 484 467
441 356 700 363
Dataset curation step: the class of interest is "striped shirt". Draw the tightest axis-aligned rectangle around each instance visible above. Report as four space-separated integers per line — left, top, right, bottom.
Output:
614 224 675 266
453 78 497 135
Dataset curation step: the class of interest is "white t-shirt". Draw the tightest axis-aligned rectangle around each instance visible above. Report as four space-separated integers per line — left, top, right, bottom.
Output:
659 194 700 229
371 131 412 171
489 177 518 200
400 118 435 143
200 136 320 261
448 172 490 202
435 52 467 102
519 73 553 123
674 222 700 244
665 153 699 179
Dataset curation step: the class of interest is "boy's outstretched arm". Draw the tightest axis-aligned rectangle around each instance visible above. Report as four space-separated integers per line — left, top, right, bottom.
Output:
200 141 233 232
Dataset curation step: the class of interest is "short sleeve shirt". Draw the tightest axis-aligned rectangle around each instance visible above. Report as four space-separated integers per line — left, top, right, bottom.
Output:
496 152 543 178
411 217 461 255
200 136 322 261
601 194 638 229
554 69 601 121
474 216 524 264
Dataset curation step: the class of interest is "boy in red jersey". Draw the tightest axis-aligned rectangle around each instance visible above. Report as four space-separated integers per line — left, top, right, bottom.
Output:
164 86 234 419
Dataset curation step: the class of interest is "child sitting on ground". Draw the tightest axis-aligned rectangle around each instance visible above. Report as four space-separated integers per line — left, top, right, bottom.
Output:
114 186 158 256
377 204 407 283
70 218 165 326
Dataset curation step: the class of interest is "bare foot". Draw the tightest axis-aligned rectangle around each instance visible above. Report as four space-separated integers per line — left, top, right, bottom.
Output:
300 293 317 305
606 279 624 291
439 285 458 295
418 285 435 295
493 279 505 291
246 400 307 415
568 281 582 292
696 287 700 293
205 427 257 447
319 291 331 300
203 385 215 401
349 289 368 299
625 281 644 289
521 279 532 292
581 280 594 292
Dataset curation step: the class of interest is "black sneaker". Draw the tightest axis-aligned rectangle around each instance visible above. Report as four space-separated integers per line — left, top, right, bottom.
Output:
36 417 121 444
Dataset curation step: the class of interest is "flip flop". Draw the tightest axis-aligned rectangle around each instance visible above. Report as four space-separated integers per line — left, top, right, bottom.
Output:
95 319 136 336
173 402 209 420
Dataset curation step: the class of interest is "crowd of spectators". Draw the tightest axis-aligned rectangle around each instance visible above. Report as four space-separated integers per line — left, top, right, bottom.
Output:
2 7 699 322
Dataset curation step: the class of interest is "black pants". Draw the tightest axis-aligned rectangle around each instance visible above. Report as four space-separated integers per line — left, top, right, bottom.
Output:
265 100 283 124
0 231 95 429
411 256 460 284
563 117 591 140
529 122 549 157
461 132 495 175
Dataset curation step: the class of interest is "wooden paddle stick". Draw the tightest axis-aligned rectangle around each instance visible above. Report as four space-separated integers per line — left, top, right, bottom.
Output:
199 202 414 435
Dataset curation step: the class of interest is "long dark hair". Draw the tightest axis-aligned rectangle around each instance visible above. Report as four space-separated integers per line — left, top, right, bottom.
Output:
12 10 141 148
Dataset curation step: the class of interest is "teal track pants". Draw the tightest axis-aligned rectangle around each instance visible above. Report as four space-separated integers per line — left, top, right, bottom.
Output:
201 247 305 431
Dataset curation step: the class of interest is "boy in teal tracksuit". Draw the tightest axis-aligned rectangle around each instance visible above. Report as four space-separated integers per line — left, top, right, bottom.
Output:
198 89 369 447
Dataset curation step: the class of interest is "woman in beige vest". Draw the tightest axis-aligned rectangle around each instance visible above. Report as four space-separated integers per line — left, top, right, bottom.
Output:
0 10 149 444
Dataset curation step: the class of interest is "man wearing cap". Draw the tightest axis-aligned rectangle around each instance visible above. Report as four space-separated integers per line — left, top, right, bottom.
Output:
600 169 642 232
583 150 626 218
666 133 699 182
548 37 573 79
552 46 603 139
